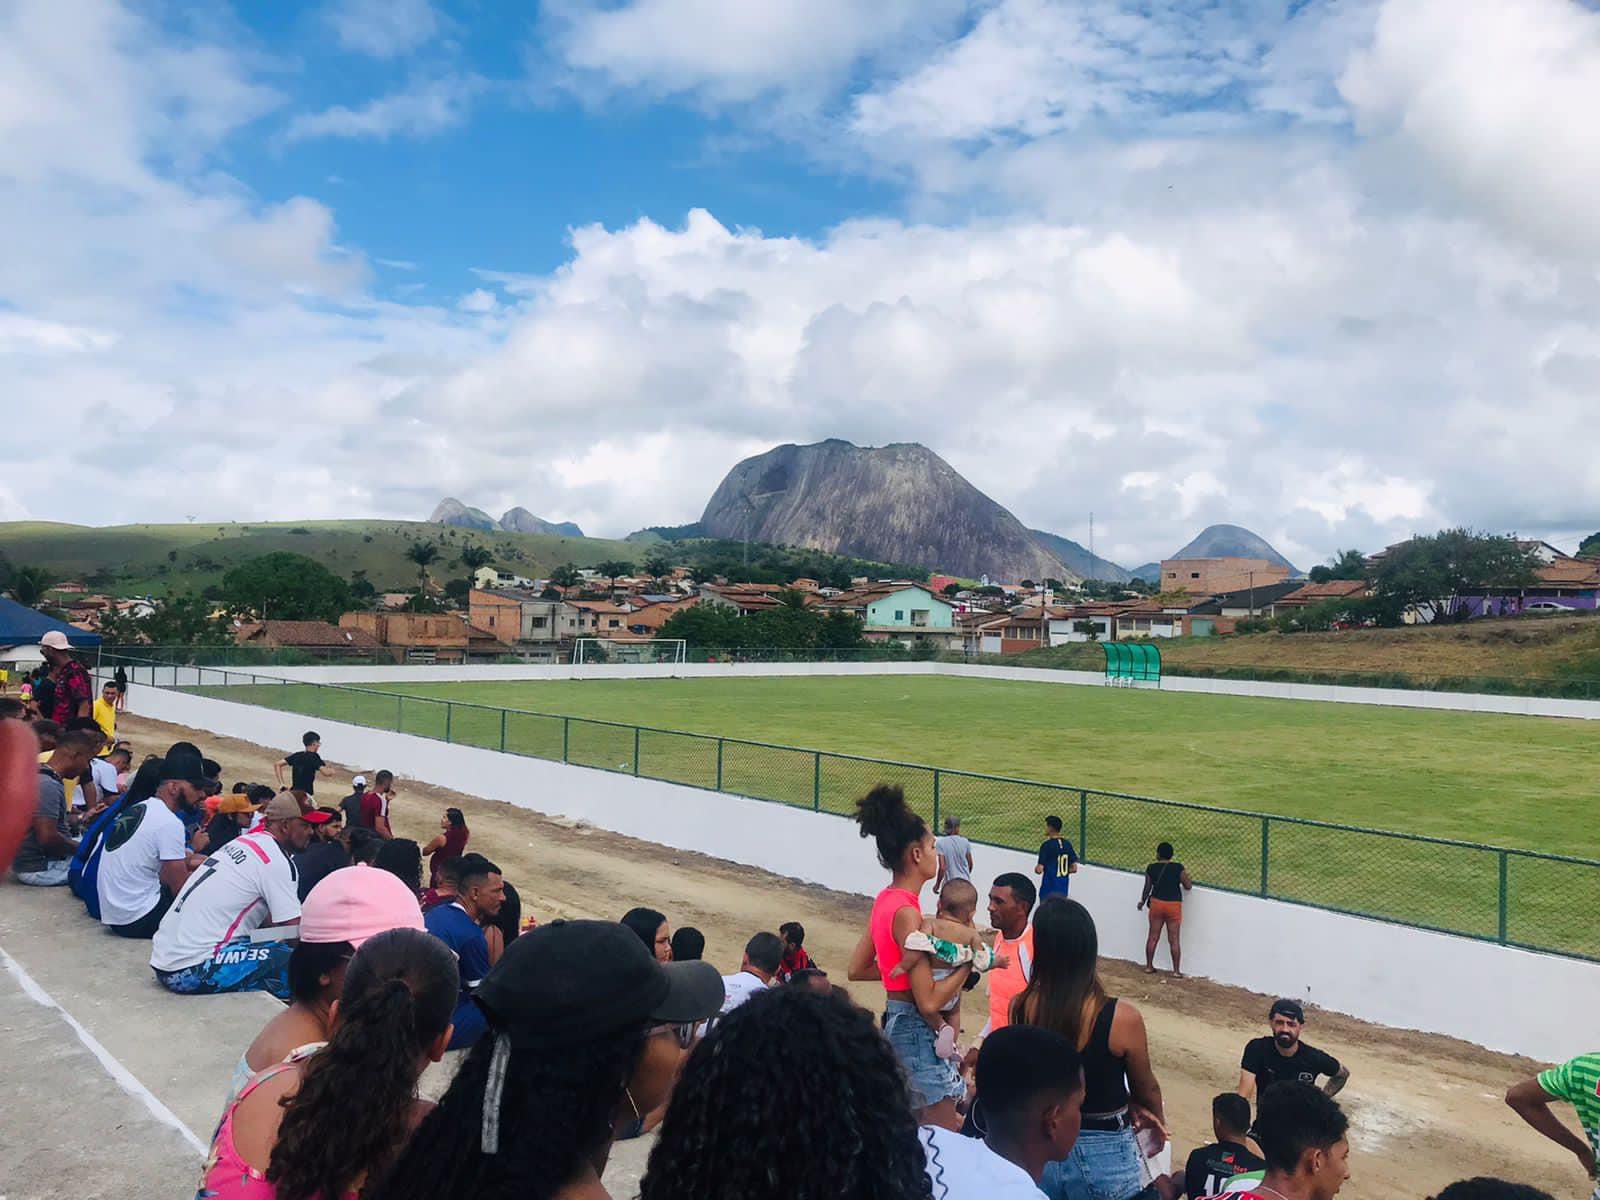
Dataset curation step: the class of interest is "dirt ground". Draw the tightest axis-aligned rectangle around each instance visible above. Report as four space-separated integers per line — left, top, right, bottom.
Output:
121 713 1590 1200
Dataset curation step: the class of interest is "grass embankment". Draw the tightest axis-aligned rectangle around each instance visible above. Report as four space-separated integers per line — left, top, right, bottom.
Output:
200 674 1600 958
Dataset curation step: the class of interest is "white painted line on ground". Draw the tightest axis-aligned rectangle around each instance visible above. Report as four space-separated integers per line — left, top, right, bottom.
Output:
0 943 207 1156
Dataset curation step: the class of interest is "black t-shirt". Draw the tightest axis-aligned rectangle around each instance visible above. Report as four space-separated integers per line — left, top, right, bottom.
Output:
1145 860 1185 902
1240 1037 1341 1093
284 750 324 794
1184 1141 1264 1198
294 839 350 901
340 790 366 829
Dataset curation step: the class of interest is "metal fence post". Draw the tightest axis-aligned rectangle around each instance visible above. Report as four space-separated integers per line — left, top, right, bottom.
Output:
1497 850 1509 944
633 727 641 776
499 708 507 752
444 703 453 743
1079 790 1088 859
716 739 725 791
932 770 941 831
1259 818 1271 897
812 753 822 811
562 717 570 763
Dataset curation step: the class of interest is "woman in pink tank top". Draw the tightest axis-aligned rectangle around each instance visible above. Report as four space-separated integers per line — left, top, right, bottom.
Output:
847 784 976 1130
197 929 458 1200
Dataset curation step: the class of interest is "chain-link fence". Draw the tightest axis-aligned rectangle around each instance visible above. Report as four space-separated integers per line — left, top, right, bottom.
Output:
108 656 1600 961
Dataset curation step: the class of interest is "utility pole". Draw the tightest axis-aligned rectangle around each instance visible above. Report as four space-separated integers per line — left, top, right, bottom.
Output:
1248 571 1255 618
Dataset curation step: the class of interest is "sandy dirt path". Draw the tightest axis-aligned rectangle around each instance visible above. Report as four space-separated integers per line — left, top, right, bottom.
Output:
119 713 1589 1200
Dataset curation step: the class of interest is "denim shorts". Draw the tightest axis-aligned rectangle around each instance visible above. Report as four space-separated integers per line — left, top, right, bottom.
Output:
1040 1124 1144 1200
883 998 964 1110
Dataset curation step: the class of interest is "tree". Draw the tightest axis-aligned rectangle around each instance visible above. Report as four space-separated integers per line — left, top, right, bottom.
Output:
1579 532 1600 557
595 559 634 598
349 571 377 604
641 554 672 584
443 578 471 604
941 583 961 598
406 540 441 592
403 591 447 613
549 563 582 590
6 565 55 608
459 543 494 592
1308 548 1368 584
99 593 230 645
220 552 352 622
1369 529 1539 624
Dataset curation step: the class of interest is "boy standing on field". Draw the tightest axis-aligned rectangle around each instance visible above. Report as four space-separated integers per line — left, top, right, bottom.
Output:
274 731 331 796
1034 815 1079 900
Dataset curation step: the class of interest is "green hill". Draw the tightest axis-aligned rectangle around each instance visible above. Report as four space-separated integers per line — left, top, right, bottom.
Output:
0 520 641 596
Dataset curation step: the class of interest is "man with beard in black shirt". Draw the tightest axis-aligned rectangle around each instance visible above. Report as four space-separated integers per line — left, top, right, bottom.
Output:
1239 999 1349 1100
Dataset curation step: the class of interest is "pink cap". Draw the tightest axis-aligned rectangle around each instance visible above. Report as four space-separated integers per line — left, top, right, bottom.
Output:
300 865 424 947
39 631 72 651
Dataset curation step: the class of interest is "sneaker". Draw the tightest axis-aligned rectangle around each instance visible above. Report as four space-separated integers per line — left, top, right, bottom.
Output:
935 1025 959 1061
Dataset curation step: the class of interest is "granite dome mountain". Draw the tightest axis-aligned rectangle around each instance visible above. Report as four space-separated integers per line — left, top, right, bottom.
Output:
427 498 583 538
698 440 1080 584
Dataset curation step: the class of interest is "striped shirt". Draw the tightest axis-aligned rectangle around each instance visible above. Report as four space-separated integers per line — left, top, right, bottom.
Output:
1539 1053 1600 1173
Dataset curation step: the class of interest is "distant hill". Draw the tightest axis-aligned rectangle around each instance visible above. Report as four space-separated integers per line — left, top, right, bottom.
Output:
625 522 706 544
1169 524 1299 574
428 498 584 538
1027 529 1131 583
699 440 1078 583
0 520 631 597
1130 562 1161 583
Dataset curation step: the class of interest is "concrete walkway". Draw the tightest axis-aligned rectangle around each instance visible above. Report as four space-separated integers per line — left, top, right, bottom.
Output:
0 881 280 1198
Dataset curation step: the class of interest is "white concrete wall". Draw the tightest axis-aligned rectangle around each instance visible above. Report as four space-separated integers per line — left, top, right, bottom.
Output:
126 683 1600 1062
108 658 1600 721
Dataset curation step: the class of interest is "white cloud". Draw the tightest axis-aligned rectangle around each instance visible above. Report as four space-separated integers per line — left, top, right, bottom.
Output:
0 313 115 355
545 0 965 108
324 0 438 59
1340 0 1600 260
456 288 497 313
284 75 482 143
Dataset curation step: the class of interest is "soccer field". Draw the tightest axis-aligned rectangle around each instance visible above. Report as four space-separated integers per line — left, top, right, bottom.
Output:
203 673 1600 956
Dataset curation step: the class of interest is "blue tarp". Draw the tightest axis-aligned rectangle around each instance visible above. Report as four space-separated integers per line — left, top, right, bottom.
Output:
0 596 101 648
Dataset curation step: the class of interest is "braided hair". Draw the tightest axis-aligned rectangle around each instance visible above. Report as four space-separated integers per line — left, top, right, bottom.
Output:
266 928 457 1200
640 987 933 1200
364 1024 648 1200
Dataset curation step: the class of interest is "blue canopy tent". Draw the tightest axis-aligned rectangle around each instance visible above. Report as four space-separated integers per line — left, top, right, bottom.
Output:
0 597 102 665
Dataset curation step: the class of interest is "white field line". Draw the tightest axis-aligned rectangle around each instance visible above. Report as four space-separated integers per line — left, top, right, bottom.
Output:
0 944 207 1156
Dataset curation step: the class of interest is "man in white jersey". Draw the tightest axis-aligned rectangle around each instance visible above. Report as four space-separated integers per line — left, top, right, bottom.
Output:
151 791 319 999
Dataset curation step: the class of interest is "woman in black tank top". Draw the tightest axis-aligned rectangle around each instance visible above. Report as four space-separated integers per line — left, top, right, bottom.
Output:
1010 899 1167 1200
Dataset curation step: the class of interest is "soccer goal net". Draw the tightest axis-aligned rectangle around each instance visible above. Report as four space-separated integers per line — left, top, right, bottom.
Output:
571 638 688 666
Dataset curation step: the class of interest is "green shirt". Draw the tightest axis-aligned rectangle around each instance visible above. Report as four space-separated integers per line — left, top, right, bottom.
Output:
1539 1053 1600 1169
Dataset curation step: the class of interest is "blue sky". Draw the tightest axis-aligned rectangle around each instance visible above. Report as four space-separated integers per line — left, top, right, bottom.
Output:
5 0 1600 568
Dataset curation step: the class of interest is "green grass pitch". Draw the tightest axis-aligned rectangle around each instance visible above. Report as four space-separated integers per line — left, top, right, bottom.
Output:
203 674 1600 957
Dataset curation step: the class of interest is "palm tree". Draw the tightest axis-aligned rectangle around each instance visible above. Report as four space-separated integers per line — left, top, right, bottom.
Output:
641 554 671 587
595 559 634 600
8 565 55 608
459 543 494 593
406 540 441 592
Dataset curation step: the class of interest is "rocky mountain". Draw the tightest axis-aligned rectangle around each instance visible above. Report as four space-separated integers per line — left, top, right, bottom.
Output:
427 498 584 538
698 440 1079 583
1130 562 1161 583
1028 529 1132 583
499 507 584 537
1170 524 1299 574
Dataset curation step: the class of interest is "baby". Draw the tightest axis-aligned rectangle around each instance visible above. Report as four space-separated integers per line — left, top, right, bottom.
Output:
889 878 1000 1060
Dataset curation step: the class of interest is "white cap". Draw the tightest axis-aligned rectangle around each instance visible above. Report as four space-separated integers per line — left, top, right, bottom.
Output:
352 774 367 787
39 631 71 651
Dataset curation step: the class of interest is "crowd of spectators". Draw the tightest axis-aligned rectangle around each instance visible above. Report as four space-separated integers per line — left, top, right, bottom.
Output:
0 640 1593 1200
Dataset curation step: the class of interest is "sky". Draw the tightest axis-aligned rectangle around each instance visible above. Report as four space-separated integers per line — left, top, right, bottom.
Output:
6 0 1600 571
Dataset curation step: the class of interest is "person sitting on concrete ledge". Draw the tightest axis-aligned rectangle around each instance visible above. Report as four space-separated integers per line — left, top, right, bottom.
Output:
224 863 427 1108
96 742 208 938
150 792 324 1000
13 727 99 886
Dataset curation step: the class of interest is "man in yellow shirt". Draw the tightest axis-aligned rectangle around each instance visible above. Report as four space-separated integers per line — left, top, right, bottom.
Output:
92 681 118 754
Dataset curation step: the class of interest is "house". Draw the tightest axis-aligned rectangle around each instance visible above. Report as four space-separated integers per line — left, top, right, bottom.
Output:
1457 556 1600 618
1274 580 1370 611
473 566 537 591
698 583 787 615
1159 557 1290 596
567 599 631 633
235 620 385 659
626 597 697 636
339 611 515 664
788 577 820 592
821 583 960 649
468 589 583 656
927 574 962 596
1187 580 1307 619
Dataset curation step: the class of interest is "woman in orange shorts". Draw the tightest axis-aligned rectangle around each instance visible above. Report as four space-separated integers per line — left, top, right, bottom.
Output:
1138 841 1193 977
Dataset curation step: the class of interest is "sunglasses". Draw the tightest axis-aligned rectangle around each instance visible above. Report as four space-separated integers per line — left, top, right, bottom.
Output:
649 1022 696 1049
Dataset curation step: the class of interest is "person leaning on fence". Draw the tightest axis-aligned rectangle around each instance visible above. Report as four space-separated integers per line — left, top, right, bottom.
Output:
1138 841 1193 978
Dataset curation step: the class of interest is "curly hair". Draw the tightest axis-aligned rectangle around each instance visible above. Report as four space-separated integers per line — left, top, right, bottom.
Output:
640 987 933 1200
265 928 456 1200
854 783 927 871
364 1024 648 1200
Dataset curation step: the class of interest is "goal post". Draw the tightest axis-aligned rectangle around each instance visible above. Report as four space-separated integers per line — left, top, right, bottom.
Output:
571 638 688 666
